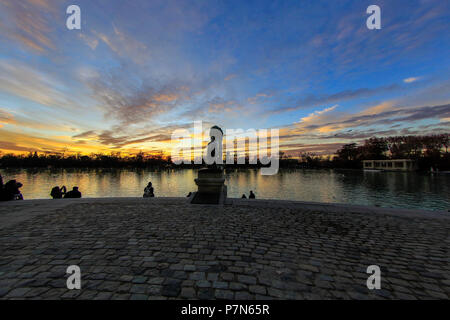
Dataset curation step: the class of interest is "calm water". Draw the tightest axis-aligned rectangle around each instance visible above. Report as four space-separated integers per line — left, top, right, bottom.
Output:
1 168 449 211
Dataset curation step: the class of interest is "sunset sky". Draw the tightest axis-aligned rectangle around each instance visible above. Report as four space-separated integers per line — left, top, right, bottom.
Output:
0 0 449 157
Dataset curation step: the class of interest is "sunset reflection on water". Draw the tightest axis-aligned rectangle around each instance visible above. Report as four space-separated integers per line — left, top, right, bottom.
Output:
1 168 449 211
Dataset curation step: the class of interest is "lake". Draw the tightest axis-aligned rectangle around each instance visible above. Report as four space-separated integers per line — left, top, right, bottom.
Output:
1 168 449 211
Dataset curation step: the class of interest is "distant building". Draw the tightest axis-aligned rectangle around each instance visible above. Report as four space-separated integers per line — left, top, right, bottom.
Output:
363 159 418 171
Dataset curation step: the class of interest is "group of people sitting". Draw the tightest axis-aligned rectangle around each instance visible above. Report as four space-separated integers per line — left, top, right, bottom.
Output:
50 186 82 199
143 183 256 200
242 190 256 199
2 176 255 201
0 174 24 201
185 190 256 199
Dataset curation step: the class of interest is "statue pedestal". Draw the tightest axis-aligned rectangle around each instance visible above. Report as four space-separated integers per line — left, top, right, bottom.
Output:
190 168 227 204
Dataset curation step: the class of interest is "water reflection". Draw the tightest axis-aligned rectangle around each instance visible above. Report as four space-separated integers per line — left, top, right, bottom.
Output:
1 168 448 211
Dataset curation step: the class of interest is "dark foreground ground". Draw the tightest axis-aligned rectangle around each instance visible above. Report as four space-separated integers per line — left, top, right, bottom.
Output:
0 197 449 300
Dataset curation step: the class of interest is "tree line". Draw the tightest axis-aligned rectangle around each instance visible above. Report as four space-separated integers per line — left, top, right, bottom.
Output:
0 134 448 171
0 151 171 169
299 134 450 170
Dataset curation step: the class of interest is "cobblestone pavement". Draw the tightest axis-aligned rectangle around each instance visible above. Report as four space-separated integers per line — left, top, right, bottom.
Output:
0 198 449 300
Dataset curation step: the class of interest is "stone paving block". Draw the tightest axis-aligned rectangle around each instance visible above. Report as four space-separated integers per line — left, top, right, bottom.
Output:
215 289 234 300
237 275 257 285
180 287 196 299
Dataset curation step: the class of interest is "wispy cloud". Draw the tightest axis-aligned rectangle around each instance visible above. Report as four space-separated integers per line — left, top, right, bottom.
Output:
72 123 191 149
78 33 99 50
85 67 190 128
403 77 420 83
0 128 108 155
224 74 237 81
93 26 148 64
0 0 58 53
266 84 400 115
272 102 450 155
299 105 338 123
0 109 14 126
0 60 81 109
299 103 450 133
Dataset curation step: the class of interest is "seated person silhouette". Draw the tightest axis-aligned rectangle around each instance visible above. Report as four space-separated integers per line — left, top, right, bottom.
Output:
241 194 247 199
2 180 24 201
64 187 82 198
249 190 256 199
0 174 4 200
51 186 67 199
143 182 154 198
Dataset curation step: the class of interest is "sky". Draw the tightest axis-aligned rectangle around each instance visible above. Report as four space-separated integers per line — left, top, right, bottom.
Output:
0 0 449 157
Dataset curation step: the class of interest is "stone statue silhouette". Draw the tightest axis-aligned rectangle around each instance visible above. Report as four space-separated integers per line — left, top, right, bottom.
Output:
191 125 227 204
206 125 223 167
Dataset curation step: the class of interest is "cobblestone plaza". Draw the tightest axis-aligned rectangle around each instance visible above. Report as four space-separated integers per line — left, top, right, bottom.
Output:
0 198 449 300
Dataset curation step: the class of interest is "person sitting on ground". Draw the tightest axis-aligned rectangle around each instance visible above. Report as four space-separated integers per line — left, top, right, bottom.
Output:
15 182 23 200
0 177 5 201
241 194 247 199
0 174 4 200
249 190 256 199
2 180 24 201
51 186 67 199
64 186 82 198
143 182 154 198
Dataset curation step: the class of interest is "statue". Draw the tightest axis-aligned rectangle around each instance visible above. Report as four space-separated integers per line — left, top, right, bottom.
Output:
190 125 227 204
205 125 223 167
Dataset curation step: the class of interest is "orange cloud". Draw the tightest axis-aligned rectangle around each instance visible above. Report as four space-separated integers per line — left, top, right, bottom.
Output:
403 77 420 83
360 101 395 115
299 105 338 123
0 128 109 155
0 109 15 125
153 93 179 102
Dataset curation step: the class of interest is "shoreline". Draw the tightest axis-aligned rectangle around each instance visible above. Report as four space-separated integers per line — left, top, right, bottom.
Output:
2 166 450 172
1 197 448 233
2 196 448 217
